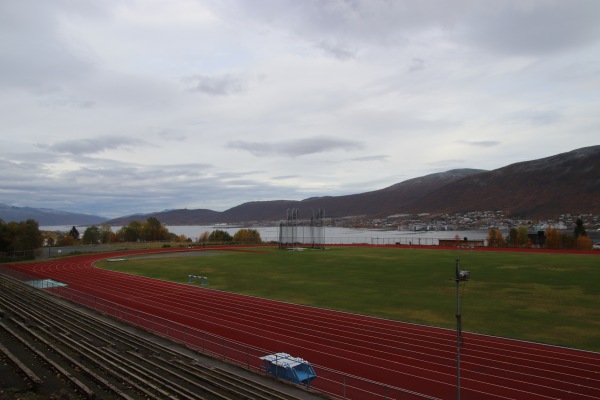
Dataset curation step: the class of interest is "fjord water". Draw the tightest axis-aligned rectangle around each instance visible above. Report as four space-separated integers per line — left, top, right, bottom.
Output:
42 225 487 245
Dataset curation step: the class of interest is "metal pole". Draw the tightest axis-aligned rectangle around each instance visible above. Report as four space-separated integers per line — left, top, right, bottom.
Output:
455 259 461 400
322 209 325 248
294 208 299 248
286 208 290 247
291 209 296 248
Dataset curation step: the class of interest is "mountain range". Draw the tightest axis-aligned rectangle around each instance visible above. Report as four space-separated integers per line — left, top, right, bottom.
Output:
0 204 106 226
2 146 598 226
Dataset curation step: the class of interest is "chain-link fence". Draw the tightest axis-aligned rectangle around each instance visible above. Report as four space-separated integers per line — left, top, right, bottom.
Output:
0 249 40 263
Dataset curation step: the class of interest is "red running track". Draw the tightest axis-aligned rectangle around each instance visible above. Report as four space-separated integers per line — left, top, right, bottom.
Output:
4 248 600 400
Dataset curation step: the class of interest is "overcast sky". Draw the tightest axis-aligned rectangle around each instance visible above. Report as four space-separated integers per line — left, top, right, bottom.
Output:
1 0 599 218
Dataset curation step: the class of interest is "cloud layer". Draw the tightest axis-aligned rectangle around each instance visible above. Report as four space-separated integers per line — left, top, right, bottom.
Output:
1 0 599 218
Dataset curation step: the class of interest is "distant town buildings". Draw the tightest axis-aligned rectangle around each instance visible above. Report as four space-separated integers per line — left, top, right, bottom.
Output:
329 211 600 233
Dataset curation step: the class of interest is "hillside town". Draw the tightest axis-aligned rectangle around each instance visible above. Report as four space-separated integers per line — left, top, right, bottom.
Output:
332 211 600 236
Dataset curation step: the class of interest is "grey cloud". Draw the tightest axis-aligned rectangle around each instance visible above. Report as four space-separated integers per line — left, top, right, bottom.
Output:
214 0 411 61
225 1 600 58
39 94 95 109
427 159 465 167
408 58 425 72
0 2 95 91
459 1 600 55
458 140 501 148
315 41 356 60
214 170 266 180
32 86 95 109
228 136 365 157
0 158 33 172
509 109 562 126
157 129 188 141
39 137 149 155
348 155 389 162
183 74 247 96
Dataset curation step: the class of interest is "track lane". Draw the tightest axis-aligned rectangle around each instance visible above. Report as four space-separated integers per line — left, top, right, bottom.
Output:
4 249 600 400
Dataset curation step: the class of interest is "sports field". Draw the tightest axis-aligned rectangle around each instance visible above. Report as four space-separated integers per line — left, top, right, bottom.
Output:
97 246 600 352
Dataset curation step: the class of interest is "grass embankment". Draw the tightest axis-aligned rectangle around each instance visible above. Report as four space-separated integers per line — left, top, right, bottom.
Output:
97 246 600 352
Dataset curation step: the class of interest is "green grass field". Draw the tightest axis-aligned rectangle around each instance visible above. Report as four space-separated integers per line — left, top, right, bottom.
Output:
97 246 600 352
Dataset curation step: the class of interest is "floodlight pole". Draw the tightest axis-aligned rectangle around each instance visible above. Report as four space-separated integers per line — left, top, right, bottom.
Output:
454 259 470 400
320 209 325 248
455 259 462 400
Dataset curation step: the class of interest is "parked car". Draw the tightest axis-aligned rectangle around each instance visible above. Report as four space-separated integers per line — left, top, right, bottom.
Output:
593 242 600 250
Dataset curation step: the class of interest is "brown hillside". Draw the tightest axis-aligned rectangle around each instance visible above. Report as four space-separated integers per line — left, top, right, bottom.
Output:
406 146 600 218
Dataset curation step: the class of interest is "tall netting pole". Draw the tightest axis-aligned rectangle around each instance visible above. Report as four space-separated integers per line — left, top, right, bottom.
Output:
316 208 324 249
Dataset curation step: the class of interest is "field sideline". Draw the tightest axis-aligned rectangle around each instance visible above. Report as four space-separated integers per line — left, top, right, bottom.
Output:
97 245 600 352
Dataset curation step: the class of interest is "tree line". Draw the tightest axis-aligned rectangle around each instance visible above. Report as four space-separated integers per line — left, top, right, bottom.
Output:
486 218 594 250
0 219 43 253
74 219 263 245
2 218 263 257
198 228 262 245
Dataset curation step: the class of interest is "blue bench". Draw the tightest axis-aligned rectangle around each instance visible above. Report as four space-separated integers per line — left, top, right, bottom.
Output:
260 353 317 386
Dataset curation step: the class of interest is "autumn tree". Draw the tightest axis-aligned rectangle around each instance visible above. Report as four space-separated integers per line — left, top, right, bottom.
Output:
57 233 75 246
198 231 210 245
544 228 561 249
516 225 530 247
560 234 576 249
20 219 43 251
0 219 43 252
486 228 498 247
507 228 518 247
141 217 169 241
100 223 116 243
116 221 142 242
494 230 505 247
545 227 589 250
487 228 506 247
43 233 55 247
82 226 102 244
208 229 232 243
0 219 9 251
233 229 262 244
576 235 593 250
